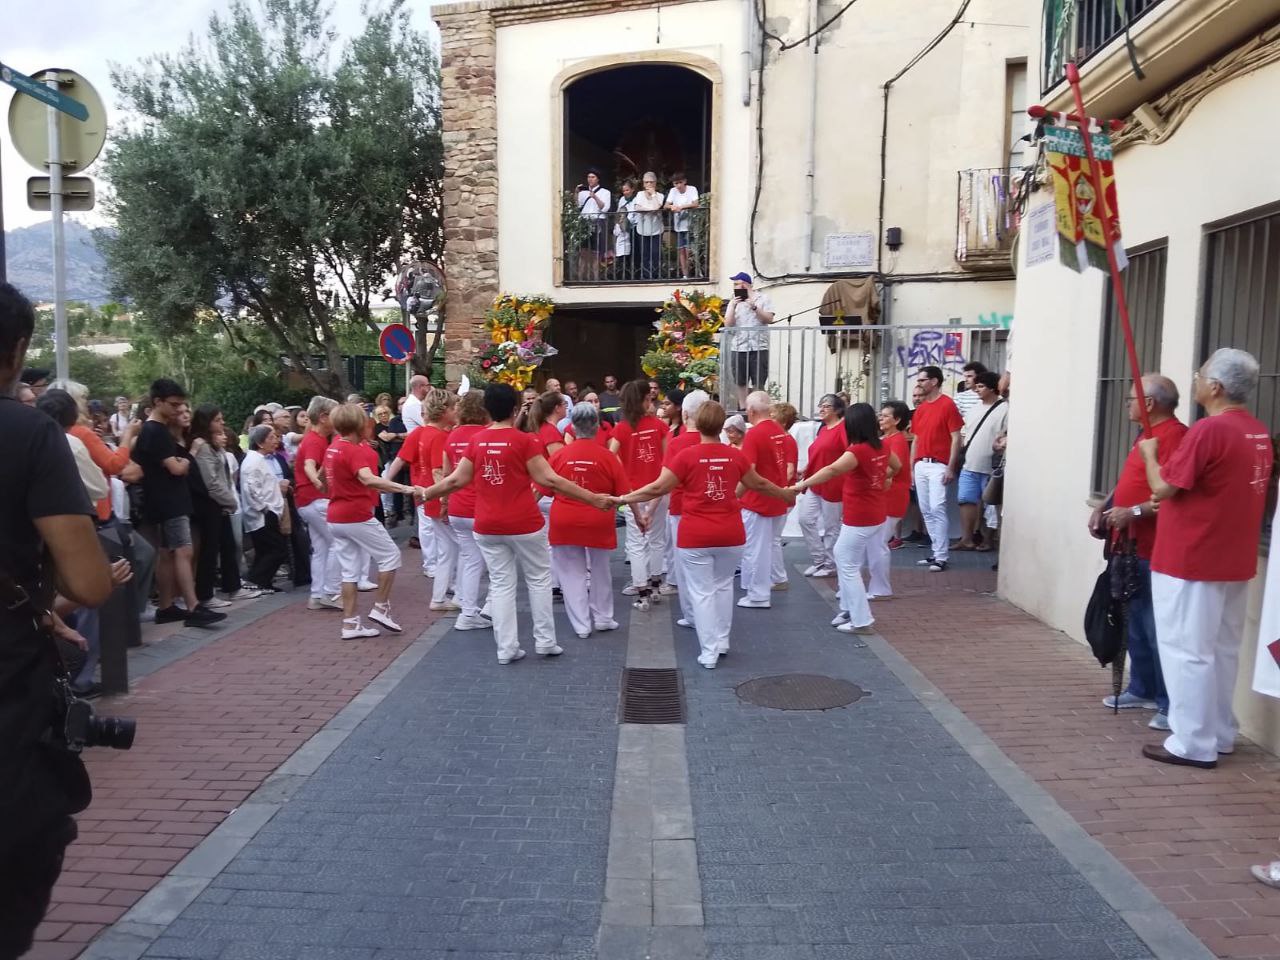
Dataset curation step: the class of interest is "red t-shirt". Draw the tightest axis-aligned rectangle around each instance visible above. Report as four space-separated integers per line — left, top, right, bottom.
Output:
1111 417 1189 560
669 443 751 548
805 422 848 504
664 430 704 516
537 421 565 455
1151 410 1274 582
399 426 424 484
294 430 331 508
415 425 450 519
548 444 631 549
444 423 484 519
883 431 910 519
739 419 789 517
565 420 614 448
466 427 545 536
324 438 378 524
613 416 668 487
842 442 889 527
912 395 964 463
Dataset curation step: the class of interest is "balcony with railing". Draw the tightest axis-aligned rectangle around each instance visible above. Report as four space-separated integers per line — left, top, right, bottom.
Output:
560 199 711 286
955 168 1018 270
1042 0 1165 92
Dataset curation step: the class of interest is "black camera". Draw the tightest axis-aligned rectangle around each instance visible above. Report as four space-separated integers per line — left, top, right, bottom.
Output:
56 678 136 753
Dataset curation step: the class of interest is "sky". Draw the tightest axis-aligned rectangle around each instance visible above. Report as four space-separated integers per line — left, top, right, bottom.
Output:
2 0 437 233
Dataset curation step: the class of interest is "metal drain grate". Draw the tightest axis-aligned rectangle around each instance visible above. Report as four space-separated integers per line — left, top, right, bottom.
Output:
735 674 867 711
619 668 686 724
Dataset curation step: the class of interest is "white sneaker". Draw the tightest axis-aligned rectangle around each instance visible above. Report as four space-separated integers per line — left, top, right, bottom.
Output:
771 581 789 592
676 618 693 629
812 567 836 578
226 587 262 602
802 565 819 577
593 619 620 631
830 611 850 626
498 649 526 664
421 568 437 579
736 598 770 609
429 599 462 612
368 603 402 632
342 619 380 640
537 644 564 657
622 584 640 596
141 604 158 623
357 580 378 592
307 596 342 611
837 622 875 635
576 632 590 639
656 582 679 596
633 597 650 611
455 614 493 631
204 597 233 609
700 660 717 670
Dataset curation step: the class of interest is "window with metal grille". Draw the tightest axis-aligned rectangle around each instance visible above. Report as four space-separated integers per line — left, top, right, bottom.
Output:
1199 202 1280 546
1091 241 1167 498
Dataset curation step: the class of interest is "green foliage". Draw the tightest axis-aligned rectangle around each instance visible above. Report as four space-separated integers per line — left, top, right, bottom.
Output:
25 349 122 400
100 0 443 396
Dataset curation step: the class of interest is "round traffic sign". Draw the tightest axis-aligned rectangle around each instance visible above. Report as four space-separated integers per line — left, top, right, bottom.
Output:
379 323 415 365
7 68 107 174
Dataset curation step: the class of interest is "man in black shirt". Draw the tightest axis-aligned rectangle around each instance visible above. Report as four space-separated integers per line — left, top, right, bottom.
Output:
132 379 226 628
0 282 114 958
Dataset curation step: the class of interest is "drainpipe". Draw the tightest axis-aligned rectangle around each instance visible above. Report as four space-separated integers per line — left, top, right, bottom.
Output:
742 0 753 106
802 0 819 272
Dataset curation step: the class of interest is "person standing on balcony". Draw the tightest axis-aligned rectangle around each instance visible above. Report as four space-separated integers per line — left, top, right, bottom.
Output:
575 168 611 281
910 365 963 573
724 272 776 411
665 172 700 279
614 179 637 280
629 173 665 281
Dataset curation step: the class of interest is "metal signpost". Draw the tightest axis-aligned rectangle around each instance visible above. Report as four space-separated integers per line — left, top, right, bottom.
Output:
379 323 416 397
3 63 107 380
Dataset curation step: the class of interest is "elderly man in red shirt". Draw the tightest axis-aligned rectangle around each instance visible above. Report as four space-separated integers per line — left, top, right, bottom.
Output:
910 365 964 573
1139 348 1274 769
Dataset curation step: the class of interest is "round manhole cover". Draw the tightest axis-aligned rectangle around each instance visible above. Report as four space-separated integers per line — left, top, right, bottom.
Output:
735 674 867 711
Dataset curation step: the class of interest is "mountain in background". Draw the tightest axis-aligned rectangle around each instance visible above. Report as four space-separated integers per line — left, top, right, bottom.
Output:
3 219 114 305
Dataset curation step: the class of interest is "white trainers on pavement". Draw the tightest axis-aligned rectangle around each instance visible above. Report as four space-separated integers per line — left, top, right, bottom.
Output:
357 580 378 592
837 622 875 635
498 649 526 664
802 565 819 577
736 598 770 609
537 644 564 657
676 618 693 628
455 614 493 631
368 603 402 632
622 584 640 596
656 582 679 596
830 611 850 627
342 618 380 640
593 619 620 631
429 599 462 612
307 595 342 611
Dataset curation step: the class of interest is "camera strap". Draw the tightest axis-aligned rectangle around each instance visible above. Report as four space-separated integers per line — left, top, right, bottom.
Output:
0 555 73 682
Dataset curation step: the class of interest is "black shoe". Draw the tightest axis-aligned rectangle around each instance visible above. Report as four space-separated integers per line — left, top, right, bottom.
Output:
185 605 227 627
155 605 186 624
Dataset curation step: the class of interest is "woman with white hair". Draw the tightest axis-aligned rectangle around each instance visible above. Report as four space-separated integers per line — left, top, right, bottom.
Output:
631 171 665 279
663 389 710 624
548 402 632 637
241 424 294 593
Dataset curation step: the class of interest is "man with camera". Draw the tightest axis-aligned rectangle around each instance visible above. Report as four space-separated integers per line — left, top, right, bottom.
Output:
0 282 116 958
724 272 775 411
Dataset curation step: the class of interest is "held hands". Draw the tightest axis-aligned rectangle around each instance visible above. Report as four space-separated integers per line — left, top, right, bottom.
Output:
779 488 797 507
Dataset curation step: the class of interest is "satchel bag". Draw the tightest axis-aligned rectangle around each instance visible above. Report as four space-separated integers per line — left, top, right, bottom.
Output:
982 452 1004 506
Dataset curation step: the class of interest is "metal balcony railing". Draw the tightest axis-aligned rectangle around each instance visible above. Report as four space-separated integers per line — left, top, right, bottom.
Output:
1042 0 1166 91
956 168 1016 267
561 200 710 285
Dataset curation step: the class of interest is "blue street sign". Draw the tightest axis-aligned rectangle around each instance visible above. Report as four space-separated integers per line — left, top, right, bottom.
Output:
0 63 89 122
379 323 415 365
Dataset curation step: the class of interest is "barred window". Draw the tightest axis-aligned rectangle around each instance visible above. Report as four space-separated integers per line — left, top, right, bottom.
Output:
1091 242 1167 498
1200 202 1280 546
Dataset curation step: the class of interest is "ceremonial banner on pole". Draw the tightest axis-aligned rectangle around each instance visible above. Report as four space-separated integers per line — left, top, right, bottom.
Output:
1044 124 1127 274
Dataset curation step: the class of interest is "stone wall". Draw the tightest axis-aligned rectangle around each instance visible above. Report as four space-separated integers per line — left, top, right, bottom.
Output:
436 9 500 380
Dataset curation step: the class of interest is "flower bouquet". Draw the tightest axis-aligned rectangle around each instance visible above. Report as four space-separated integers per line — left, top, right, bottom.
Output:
641 289 724 392
475 294 557 390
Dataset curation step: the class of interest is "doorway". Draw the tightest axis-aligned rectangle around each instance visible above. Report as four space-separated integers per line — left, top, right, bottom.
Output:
541 305 658 388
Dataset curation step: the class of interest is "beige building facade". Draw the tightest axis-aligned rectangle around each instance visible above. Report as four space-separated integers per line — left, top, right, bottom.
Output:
1001 0 1280 747
433 0 1031 386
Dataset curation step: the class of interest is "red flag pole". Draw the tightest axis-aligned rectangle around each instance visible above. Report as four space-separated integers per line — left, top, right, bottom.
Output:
1063 62 1153 437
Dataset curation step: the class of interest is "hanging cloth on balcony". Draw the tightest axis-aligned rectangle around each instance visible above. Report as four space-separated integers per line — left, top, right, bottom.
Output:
1115 0 1147 81
819 279 880 355
1043 0 1074 85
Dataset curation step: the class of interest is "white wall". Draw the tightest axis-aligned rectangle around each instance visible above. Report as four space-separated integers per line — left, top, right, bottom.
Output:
1001 58 1280 747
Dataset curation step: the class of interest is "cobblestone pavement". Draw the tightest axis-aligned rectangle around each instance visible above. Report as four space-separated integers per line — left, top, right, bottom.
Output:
61 541 1279 960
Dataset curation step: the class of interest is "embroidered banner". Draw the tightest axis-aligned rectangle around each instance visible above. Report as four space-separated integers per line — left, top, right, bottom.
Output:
1044 124 1127 273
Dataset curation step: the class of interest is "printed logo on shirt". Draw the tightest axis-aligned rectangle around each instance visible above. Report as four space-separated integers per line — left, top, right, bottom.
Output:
1250 432 1272 496
481 455 506 485
705 474 727 501
637 431 658 463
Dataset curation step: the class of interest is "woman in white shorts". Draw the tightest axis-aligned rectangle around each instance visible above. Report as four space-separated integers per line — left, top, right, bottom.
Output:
324 403 423 640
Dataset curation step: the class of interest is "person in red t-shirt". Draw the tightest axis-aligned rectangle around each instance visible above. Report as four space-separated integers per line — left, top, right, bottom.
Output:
548 404 632 638
1138 350 1274 768
910 365 964 572
793 404 902 635
442 391 492 631
324 404 422 640
736 391 793 608
416 389 460 612
798 394 847 578
663 390 712 625
1087 375 1186 726
768 402 800 591
385 424 436 577
419 383 613 664
294 396 345 609
527 391 568 591
564 391 614 447
615 401 794 668
609 380 671 608
867 400 912 600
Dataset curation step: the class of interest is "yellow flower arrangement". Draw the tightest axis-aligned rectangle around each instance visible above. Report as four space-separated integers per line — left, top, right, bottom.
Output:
475 293 558 391
640 289 724 391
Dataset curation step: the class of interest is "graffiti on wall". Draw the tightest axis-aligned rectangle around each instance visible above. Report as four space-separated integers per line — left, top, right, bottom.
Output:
896 330 967 373
978 311 1014 329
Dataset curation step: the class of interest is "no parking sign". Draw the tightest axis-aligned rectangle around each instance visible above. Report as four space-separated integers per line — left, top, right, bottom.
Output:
379 323 415 365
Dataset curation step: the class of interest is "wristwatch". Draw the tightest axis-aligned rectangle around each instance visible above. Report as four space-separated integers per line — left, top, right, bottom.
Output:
1130 505 1142 518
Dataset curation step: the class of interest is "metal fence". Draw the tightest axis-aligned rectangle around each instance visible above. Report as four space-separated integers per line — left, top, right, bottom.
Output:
717 323 1010 415
1042 0 1165 91
562 204 710 285
956 168 1018 266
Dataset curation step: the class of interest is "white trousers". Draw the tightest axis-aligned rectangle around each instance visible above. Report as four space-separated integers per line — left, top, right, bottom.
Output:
1152 573 1248 762
771 510 791 585
624 496 669 586
866 517 897 598
669 517 695 622
331 518 401 582
475 528 557 660
298 499 341 597
552 545 614 635
426 516 459 603
834 523 877 629
449 516 487 619
418 505 436 575
740 511 784 603
538 498 559 588
798 490 827 568
666 515 682 587
680 545 742 666
913 460 950 563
